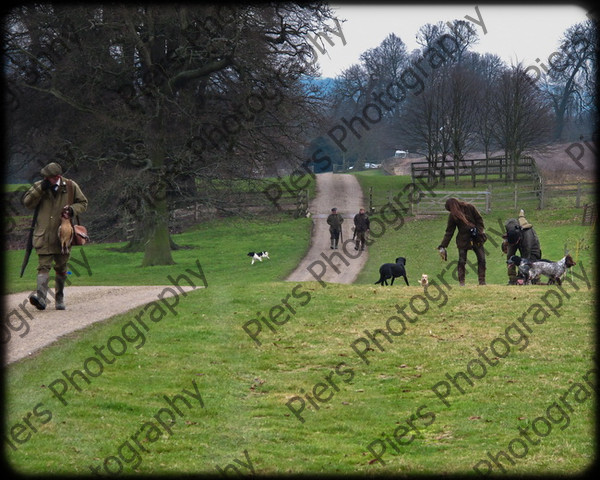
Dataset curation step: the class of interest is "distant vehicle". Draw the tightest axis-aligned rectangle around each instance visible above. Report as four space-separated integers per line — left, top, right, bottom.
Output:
394 150 408 158
365 162 381 169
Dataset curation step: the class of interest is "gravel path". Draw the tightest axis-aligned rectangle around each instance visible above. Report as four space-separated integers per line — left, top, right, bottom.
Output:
4 172 367 365
286 172 368 284
3 285 198 365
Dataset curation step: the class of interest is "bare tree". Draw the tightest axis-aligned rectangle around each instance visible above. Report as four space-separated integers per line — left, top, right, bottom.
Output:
400 66 449 181
416 19 479 63
5 4 336 265
490 65 553 180
465 52 506 158
542 20 597 140
327 33 411 163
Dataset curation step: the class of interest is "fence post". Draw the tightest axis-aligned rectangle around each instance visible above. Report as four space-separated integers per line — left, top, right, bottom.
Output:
484 158 488 183
513 183 518 209
539 180 545 209
576 182 581 208
369 186 373 213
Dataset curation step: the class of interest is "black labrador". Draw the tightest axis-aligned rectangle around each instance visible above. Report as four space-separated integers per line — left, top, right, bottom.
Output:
374 257 408 286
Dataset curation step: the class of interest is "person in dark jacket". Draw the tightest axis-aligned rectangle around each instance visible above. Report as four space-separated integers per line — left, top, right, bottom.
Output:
353 208 370 251
437 197 487 286
502 209 542 284
23 162 88 310
326 207 344 249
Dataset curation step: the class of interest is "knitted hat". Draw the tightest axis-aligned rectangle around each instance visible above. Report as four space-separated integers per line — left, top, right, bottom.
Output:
40 162 63 177
518 209 533 229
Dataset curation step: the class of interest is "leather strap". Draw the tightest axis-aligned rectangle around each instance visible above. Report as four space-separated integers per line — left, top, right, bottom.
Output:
66 179 80 225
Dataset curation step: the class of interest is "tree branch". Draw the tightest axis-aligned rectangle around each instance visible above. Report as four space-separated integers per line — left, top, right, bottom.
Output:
168 55 232 91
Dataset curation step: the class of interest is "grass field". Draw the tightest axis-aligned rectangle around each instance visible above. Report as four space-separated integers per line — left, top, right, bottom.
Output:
351 171 595 286
3 173 596 476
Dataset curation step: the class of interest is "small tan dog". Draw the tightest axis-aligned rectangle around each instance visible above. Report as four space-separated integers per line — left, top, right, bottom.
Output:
58 206 74 254
420 274 429 290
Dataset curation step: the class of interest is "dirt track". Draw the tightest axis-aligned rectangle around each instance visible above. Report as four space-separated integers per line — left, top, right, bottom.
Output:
286 172 368 284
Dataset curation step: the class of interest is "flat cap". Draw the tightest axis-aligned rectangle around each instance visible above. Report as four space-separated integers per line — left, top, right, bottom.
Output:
40 162 63 177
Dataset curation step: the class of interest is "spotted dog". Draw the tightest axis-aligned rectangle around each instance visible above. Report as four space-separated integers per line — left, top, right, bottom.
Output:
528 254 576 285
506 255 536 285
248 251 270 265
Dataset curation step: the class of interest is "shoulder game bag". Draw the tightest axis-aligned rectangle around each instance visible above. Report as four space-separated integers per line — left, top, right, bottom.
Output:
66 179 89 245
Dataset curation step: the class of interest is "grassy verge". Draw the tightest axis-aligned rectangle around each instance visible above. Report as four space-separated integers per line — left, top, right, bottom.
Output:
4 174 596 475
4 216 312 294
5 280 595 475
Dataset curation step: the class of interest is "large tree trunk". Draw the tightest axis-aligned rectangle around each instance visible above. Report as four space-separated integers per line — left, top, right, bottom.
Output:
142 187 175 266
142 106 175 266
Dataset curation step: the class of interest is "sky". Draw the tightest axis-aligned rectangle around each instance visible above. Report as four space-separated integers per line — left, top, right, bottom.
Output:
313 4 590 78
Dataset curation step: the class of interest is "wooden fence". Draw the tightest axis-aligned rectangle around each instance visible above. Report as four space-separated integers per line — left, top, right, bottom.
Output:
410 156 540 187
582 203 597 226
484 182 594 211
486 183 540 211
122 189 309 241
368 182 595 216
539 182 595 209
412 191 491 215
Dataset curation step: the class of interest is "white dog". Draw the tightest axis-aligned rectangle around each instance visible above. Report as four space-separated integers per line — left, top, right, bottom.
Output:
247 251 270 265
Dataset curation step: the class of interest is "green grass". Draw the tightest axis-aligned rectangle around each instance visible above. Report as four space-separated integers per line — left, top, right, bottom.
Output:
4 184 30 193
4 215 312 294
352 172 595 286
5 283 595 475
3 176 596 476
